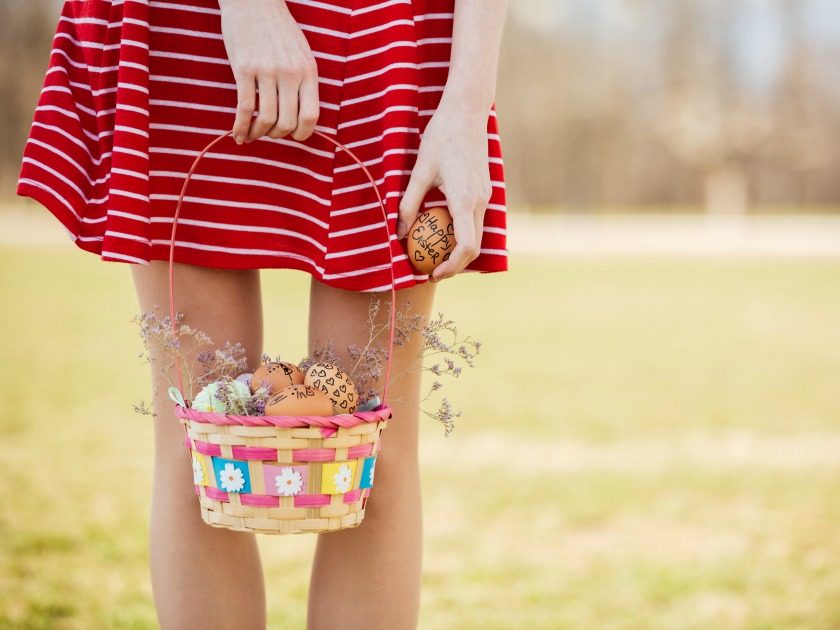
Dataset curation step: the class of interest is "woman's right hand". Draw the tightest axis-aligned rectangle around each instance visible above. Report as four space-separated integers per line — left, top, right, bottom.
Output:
219 0 320 144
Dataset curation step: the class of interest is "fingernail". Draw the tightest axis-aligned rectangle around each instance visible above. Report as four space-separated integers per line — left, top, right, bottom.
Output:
234 135 243 145
397 219 407 239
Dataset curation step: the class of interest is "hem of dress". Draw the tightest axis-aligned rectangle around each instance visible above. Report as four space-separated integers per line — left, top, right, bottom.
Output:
16 180 85 246
16 180 508 291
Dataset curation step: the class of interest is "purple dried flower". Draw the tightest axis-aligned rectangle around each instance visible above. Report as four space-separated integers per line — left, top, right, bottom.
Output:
299 338 343 374
427 397 461 437
289 297 482 435
196 351 214 366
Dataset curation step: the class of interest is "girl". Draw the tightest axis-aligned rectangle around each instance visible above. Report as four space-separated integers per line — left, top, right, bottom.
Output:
16 0 509 627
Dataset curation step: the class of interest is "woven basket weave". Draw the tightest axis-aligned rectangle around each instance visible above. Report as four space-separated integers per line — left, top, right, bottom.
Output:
166 129 398 535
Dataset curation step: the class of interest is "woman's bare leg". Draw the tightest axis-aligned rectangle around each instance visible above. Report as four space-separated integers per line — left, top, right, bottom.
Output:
131 261 267 630
305 276 436 630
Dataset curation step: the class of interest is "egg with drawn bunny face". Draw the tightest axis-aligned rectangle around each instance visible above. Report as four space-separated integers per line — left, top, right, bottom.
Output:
304 362 358 414
406 206 457 275
250 361 305 394
264 384 333 416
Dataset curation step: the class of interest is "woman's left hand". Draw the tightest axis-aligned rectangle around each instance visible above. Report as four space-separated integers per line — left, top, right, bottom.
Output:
397 100 492 282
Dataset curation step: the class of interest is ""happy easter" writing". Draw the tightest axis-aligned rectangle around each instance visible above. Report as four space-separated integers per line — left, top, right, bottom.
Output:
411 210 455 265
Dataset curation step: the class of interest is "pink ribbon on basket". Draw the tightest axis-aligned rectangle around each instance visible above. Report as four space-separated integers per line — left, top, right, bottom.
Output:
167 129 399 439
174 403 392 438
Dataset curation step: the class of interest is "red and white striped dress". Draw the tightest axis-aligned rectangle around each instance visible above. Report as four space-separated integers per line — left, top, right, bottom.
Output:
16 0 508 292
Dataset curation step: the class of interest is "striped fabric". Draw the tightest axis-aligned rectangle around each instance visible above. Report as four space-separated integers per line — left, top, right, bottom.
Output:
15 0 508 292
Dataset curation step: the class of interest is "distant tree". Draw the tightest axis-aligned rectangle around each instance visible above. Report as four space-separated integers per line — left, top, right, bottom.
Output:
1 0 56 195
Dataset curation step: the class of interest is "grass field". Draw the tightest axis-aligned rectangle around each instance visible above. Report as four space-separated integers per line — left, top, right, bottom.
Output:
1 247 839 629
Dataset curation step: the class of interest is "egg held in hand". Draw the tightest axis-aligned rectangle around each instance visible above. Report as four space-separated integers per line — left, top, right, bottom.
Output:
304 362 359 414
406 206 457 275
250 361 305 394
264 385 333 417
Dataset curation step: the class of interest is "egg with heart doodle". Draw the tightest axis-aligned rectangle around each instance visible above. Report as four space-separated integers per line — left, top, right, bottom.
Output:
303 362 359 414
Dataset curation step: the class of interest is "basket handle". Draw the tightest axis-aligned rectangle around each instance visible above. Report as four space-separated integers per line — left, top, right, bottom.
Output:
167 129 398 411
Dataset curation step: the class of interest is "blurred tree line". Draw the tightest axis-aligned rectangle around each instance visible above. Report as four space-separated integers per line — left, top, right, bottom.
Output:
3 0 840 213
1 0 55 197
497 0 840 212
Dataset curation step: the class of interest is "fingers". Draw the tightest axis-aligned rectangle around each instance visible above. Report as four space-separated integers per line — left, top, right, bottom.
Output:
266 69 298 139
430 182 492 282
429 202 478 282
233 57 320 144
397 160 436 240
232 70 257 145
472 203 487 266
248 73 278 142
291 60 320 141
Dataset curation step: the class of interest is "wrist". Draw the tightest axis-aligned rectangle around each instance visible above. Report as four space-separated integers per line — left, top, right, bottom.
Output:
437 81 495 120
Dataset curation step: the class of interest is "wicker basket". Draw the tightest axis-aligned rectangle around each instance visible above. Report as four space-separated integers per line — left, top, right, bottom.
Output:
165 129 399 535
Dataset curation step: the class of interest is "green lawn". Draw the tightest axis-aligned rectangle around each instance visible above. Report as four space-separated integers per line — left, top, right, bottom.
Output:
1 247 839 629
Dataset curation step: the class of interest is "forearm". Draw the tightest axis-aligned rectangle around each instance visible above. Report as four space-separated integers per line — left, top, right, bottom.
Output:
439 0 509 116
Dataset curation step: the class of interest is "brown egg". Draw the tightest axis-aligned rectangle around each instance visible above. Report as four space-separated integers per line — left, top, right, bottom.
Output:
264 385 333 416
250 361 305 394
303 362 359 414
406 206 457 275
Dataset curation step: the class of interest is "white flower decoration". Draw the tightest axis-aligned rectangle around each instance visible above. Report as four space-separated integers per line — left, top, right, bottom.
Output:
334 463 353 493
274 468 303 496
193 379 251 414
191 454 204 484
368 459 376 487
218 462 245 492
192 382 225 413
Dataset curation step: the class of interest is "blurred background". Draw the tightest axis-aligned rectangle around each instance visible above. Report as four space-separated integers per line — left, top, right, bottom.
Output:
2 0 839 628
501 0 840 213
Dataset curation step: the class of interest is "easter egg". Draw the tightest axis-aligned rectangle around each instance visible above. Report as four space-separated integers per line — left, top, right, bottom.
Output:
235 373 253 388
250 361 305 394
406 206 457 275
264 385 333 416
304 362 359 414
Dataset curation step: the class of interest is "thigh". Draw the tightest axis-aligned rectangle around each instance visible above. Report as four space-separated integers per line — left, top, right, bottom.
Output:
306 277 436 451
130 261 264 453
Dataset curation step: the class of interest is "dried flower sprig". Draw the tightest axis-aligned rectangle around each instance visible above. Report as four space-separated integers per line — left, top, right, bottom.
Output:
385 308 480 437
216 378 271 416
194 341 249 390
133 296 482 437
298 339 343 375
132 305 254 418
297 296 480 436
297 297 425 406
